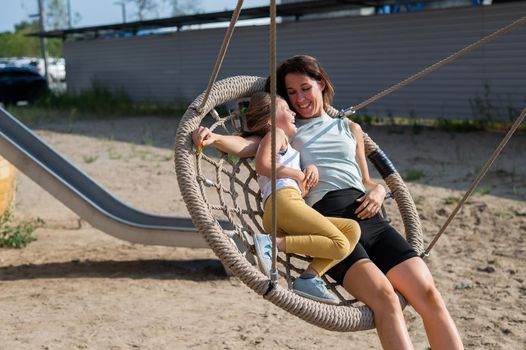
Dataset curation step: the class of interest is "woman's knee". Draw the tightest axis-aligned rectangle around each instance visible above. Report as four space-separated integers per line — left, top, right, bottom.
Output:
424 285 446 308
342 260 402 314
388 257 447 313
410 282 447 315
365 282 402 313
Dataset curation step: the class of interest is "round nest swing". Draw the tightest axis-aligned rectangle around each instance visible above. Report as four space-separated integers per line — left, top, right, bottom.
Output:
174 75 425 332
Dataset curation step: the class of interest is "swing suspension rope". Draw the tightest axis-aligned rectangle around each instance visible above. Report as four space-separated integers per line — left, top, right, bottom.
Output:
198 0 245 112
338 15 526 256
423 106 526 257
196 0 281 288
197 2 525 264
269 0 279 284
343 15 526 115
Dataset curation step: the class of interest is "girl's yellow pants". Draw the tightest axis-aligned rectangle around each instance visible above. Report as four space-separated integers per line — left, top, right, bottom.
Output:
263 187 360 276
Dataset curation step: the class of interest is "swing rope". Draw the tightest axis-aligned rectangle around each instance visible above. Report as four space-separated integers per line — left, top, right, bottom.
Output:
269 0 279 283
344 15 526 115
198 0 244 112
336 14 526 255
423 106 526 257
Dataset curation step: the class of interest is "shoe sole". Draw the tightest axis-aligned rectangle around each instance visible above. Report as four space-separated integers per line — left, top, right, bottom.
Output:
293 289 340 305
253 235 271 277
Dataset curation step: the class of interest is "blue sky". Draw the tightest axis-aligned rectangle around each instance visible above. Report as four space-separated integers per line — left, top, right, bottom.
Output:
0 0 270 32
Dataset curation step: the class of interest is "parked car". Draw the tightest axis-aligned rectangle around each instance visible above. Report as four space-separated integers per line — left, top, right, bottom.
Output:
0 66 49 104
0 57 66 83
28 57 66 82
48 57 66 82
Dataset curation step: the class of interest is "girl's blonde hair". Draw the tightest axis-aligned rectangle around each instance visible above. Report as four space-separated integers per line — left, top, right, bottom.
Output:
240 92 280 137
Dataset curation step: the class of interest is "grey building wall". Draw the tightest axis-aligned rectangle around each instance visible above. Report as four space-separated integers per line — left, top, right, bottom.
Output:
65 1 526 120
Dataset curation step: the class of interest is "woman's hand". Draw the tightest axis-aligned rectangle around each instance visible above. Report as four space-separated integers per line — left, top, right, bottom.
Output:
355 184 386 220
303 164 319 189
192 126 218 152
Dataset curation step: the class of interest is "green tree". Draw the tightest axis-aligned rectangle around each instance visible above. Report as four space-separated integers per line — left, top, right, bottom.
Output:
0 0 80 58
0 21 40 57
0 21 62 57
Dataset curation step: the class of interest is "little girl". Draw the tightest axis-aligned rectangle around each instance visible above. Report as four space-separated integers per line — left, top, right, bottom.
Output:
198 92 360 304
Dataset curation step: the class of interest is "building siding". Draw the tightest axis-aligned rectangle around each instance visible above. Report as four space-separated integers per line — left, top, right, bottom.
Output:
65 2 526 120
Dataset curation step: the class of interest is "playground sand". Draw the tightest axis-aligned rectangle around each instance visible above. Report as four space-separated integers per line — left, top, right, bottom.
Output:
1 117 525 349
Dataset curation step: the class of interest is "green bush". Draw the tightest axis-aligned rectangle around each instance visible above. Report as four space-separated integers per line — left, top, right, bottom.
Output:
435 118 489 133
0 210 39 249
403 169 427 181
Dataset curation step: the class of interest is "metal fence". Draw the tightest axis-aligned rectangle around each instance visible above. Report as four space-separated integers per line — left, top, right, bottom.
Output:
65 1 526 120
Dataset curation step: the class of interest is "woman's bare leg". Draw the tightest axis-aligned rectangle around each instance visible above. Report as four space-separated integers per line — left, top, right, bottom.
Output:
342 259 414 350
386 257 463 350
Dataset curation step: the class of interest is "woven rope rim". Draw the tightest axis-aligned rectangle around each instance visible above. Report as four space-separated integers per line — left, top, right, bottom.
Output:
175 75 424 332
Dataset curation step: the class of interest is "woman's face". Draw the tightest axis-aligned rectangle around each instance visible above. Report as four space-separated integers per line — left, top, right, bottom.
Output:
276 98 297 138
284 73 325 119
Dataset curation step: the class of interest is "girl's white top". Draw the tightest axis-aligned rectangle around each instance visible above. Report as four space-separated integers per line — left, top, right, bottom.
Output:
257 144 302 204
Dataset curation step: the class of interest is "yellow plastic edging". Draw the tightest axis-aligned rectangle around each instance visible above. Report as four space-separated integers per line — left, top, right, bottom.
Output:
0 156 16 217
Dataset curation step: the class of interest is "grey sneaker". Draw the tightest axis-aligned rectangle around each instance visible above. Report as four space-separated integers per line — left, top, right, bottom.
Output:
292 276 339 304
253 233 273 277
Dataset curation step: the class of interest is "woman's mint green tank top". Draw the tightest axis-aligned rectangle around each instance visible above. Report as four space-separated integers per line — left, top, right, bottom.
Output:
292 113 366 206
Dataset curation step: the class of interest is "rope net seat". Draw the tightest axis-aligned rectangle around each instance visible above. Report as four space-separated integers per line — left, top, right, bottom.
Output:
175 75 425 332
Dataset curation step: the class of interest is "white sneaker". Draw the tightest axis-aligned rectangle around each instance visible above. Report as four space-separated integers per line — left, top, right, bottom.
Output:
253 233 273 277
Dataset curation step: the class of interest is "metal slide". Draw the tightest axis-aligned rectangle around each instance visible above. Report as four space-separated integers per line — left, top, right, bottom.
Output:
0 107 217 248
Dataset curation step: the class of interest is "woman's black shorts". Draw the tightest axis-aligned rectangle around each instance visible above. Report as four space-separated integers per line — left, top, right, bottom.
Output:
312 188 418 285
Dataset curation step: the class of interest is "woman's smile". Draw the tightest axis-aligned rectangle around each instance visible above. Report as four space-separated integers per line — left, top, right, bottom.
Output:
285 73 325 119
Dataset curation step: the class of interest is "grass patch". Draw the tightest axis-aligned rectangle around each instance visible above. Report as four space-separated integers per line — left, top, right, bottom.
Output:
161 154 173 162
346 114 526 133
494 211 515 218
403 169 427 181
413 195 425 205
351 114 376 127
82 155 98 164
5 83 522 134
108 147 122 160
5 81 188 123
434 118 490 133
443 196 460 205
411 120 424 135
142 133 154 147
474 185 493 196
0 210 40 248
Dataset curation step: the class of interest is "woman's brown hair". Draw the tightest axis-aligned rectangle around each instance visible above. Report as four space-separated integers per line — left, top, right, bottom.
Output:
265 55 335 115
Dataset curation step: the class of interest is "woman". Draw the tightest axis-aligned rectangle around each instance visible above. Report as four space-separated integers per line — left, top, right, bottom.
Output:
193 55 463 350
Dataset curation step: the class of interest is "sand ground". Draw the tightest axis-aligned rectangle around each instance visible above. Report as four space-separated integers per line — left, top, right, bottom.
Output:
1 117 525 349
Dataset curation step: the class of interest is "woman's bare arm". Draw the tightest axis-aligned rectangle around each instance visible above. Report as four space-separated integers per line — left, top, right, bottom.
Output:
349 121 386 219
